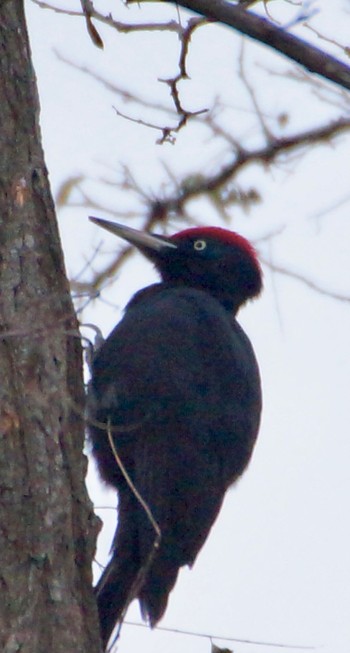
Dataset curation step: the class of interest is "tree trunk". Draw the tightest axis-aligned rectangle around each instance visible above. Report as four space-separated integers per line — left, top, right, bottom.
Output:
0 1 101 651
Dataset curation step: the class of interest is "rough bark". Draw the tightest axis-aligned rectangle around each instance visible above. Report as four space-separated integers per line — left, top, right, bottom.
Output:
0 1 101 651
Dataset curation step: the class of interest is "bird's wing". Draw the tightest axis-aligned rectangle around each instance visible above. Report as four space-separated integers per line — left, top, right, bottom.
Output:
89 286 261 626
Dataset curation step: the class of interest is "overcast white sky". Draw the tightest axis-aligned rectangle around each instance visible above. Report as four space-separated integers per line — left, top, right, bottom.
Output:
26 2 350 652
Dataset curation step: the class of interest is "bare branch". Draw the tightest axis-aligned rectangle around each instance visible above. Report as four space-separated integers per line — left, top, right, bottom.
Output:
114 105 208 145
157 0 350 92
178 16 208 78
33 0 350 91
305 24 350 60
56 21 209 141
238 41 272 140
77 117 350 298
147 117 350 216
55 50 178 117
32 0 183 35
262 257 350 303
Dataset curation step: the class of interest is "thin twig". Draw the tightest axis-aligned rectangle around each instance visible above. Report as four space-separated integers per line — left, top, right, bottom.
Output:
106 419 161 645
261 257 350 303
32 0 183 35
106 419 161 543
146 117 350 216
166 0 350 92
238 41 272 140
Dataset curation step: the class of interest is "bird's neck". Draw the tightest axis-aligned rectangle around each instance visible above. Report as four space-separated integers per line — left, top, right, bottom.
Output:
126 282 242 316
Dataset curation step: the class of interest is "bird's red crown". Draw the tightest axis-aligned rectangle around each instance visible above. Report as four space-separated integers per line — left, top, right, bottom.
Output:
171 226 260 270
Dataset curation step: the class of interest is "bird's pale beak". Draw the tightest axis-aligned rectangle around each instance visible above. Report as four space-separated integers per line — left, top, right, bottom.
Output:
89 217 178 252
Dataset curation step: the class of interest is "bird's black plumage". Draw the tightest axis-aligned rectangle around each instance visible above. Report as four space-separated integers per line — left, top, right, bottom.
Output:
87 220 263 649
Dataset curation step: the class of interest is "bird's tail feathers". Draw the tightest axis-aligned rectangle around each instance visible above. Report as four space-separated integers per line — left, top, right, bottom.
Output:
138 551 181 627
95 550 139 649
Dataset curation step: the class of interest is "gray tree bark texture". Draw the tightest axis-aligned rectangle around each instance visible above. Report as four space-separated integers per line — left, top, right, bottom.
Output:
0 1 101 651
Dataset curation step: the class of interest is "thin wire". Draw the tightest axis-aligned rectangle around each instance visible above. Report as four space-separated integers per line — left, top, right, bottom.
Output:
123 620 317 650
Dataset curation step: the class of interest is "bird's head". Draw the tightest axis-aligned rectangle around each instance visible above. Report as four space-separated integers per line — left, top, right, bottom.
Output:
90 218 262 314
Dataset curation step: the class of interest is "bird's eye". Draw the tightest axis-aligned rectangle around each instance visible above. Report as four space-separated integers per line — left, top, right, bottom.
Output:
193 239 207 251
